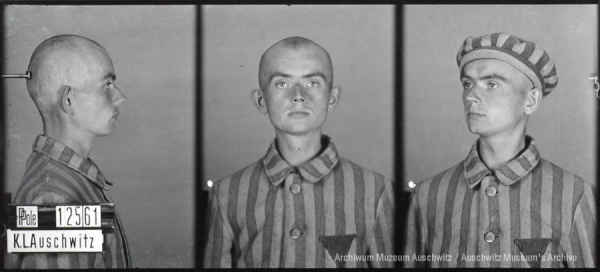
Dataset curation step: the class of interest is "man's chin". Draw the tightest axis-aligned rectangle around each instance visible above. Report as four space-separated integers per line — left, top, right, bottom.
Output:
274 125 321 136
466 124 484 135
467 126 498 138
95 127 115 137
272 119 325 135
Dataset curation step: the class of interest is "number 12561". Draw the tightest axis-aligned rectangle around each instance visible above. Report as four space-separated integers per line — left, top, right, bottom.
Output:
56 206 101 228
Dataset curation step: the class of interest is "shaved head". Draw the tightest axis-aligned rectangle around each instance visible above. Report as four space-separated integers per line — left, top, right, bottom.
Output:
258 37 333 89
27 34 113 116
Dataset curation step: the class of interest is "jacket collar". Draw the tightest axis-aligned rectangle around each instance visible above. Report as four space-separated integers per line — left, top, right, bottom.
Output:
263 135 339 186
464 135 540 188
33 135 112 191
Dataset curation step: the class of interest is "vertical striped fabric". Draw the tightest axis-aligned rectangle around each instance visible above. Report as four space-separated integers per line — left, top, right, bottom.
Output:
203 136 395 268
6 135 130 269
403 136 596 268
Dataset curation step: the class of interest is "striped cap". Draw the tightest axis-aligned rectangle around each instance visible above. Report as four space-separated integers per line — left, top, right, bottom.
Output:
457 33 558 96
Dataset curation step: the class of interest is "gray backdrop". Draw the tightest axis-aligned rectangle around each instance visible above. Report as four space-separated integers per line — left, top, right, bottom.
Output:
6 4 594 267
202 5 395 190
3 6 195 268
404 5 597 191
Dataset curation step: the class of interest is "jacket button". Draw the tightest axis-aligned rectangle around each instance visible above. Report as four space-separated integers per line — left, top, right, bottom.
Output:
484 231 496 243
290 183 302 194
290 228 301 239
486 186 497 197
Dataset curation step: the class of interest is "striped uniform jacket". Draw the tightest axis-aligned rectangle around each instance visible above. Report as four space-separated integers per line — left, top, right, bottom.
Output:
204 136 395 268
6 135 131 269
404 136 596 268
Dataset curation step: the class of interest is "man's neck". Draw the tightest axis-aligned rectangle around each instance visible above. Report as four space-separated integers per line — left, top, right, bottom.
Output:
478 132 526 170
44 125 94 159
275 130 323 167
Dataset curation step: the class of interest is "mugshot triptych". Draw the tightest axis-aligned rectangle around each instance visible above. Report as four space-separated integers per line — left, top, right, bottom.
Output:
0 5 597 269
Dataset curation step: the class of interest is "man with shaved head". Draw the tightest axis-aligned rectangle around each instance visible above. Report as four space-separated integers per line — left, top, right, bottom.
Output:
7 34 130 268
404 33 596 268
203 37 395 268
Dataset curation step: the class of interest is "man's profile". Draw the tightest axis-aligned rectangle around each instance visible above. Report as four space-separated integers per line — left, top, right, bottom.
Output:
403 33 596 268
203 36 395 268
6 34 130 269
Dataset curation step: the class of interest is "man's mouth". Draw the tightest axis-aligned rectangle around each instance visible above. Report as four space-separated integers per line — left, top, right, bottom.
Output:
466 111 485 118
288 110 310 117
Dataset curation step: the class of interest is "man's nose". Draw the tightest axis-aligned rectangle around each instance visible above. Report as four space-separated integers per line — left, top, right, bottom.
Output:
113 87 128 105
292 84 305 103
464 86 480 104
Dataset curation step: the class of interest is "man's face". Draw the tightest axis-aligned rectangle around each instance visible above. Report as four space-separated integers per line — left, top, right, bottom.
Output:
461 59 532 138
259 46 336 136
71 50 127 137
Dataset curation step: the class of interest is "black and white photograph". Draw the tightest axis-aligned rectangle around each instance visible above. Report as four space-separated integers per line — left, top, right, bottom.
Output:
201 5 395 268
402 5 597 268
0 3 597 269
2 5 195 268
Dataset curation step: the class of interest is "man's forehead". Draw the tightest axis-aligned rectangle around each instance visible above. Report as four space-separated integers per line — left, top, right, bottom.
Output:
259 55 331 90
258 38 334 87
265 43 328 62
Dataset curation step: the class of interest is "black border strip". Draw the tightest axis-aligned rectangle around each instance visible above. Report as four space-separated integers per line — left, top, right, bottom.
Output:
195 5 204 268
0 4 6 270
394 4 404 262
0 0 596 4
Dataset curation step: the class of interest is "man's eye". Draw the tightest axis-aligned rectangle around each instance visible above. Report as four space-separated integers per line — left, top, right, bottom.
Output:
276 82 287 88
462 82 472 89
106 82 113 89
488 82 498 89
307 81 319 88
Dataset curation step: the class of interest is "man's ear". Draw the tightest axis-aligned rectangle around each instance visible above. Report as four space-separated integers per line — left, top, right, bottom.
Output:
524 87 542 115
59 85 74 113
250 88 268 114
328 86 341 112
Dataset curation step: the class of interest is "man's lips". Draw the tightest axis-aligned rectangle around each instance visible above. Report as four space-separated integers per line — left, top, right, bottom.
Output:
288 110 310 117
466 111 485 117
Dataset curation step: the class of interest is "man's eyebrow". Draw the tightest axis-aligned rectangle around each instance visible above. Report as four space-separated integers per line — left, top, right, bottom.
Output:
460 73 507 81
102 73 116 81
480 74 507 81
268 72 291 83
303 72 326 80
